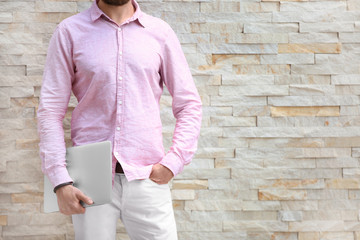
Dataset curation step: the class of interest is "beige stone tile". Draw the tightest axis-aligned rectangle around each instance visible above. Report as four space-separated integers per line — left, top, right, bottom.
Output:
197 189 258 200
212 33 288 44
220 85 289 96
234 211 278 221
316 158 359 168
177 221 222 231
299 232 319 240
242 200 282 211
233 106 270 117
279 43 341 53
215 158 263 169
275 75 331 85
12 12 74 23
223 220 288 232
218 137 248 148
185 199 243 211
281 200 318 211
3 235 65 240
268 96 360 107
248 138 325 148
302 210 349 221
233 64 290 75
210 116 256 127
171 190 195 200
280 1 346 11
290 85 335 96
176 169 231 180
318 199 360 210
0 2 35 12
326 178 360 189
211 95 267 107
172 180 208 190
11 193 43 203
15 139 39 150
200 1 239 13
10 97 38 108
261 53 314 64
222 74 274 85
0 215 7 226
289 221 344 232
192 23 243 34
270 106 340 117
212 54 259 65
6 213 70 226
172 200 184 210
325 137 360 147
259 189 307 201
194 147 234 158
252 179 324 190
2 225 66 237
244 23 299 33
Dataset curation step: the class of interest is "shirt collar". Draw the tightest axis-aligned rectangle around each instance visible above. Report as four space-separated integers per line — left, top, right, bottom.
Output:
90 0 147 28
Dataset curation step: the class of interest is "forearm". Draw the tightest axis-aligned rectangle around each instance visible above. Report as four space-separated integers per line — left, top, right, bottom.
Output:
160 96 202 176
37 110 73 188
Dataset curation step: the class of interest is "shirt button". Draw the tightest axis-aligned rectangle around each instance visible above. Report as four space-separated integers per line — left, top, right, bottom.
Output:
119 51 122 55
118 28 122 32
114 152 118 156
116 127 121 131
118 100 122 105
119 76 123 80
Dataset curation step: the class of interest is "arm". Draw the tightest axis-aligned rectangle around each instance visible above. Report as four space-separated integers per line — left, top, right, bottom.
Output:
37 24 74 189
155 25 202 179
37 25 92 214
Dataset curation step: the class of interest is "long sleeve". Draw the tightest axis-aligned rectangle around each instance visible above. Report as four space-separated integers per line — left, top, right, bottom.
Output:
37 25 74 188
159 26 203 177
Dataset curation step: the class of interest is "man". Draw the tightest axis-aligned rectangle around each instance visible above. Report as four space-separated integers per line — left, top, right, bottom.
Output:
37 0 202 239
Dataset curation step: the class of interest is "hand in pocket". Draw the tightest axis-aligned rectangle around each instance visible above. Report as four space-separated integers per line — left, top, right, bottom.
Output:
149 164 174 184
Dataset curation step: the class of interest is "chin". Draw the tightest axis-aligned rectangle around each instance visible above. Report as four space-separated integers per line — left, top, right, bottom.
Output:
102 0 130 6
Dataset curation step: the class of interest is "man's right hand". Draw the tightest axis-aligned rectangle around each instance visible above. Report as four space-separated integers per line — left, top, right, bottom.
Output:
55 185 93 215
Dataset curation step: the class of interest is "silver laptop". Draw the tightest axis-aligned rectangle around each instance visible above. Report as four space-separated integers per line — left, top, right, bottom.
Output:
43 141 112 213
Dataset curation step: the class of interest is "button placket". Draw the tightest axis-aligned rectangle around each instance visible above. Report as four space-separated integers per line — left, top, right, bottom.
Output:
114 26 124 159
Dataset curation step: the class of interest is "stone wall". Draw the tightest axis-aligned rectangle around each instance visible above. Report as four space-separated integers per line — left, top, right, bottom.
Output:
1 0 360 239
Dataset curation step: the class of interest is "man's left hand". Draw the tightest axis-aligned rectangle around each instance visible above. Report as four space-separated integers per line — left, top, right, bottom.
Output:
149 164 174 184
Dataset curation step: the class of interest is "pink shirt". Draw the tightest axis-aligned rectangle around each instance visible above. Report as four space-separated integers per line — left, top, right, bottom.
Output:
37 0 202 188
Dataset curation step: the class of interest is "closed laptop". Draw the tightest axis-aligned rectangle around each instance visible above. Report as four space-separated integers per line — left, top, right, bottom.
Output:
43 141 112 213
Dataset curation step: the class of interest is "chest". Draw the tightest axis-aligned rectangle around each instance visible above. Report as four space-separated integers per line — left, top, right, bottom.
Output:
72 23 162 79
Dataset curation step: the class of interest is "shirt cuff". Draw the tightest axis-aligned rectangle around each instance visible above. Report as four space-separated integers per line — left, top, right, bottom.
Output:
53 181 73 193
159 151 184 177
47 166 73 189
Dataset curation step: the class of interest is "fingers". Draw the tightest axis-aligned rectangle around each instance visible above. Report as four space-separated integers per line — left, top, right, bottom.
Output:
151 178 166 185
149 164 161 182
75 189 94 205
150 178 163 184
56 185 93 215
150 175 164 184
149 164 173 184
59 202 85 215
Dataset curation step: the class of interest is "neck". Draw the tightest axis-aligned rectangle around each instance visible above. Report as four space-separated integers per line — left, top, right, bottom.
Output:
98 0 135 26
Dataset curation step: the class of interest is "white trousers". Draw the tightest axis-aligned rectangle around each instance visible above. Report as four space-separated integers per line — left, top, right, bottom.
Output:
72 173 178 240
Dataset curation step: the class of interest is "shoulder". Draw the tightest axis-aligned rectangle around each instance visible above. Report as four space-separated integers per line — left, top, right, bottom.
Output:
56 8 91 33
141 13 175 37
